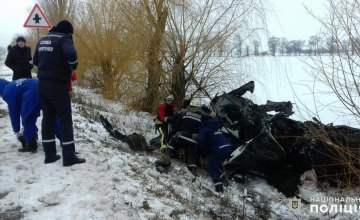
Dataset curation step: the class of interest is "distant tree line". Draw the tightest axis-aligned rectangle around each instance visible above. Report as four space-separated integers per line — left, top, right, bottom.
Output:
212 34 360 57
266 36 360 56
216 35 360 58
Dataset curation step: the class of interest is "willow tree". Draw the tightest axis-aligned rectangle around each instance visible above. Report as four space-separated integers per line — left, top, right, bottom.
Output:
112 0 169 113
75 0 143 100
163 0 265 107
142 0 168 113
38 0 76 23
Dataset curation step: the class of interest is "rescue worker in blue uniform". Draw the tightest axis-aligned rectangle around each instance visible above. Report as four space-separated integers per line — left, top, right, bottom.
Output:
167 99 203 176
0 78 40 152
198 112 232 192
33 20 86 166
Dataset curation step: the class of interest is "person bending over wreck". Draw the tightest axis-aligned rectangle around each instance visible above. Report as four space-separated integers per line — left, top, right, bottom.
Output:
198 112 232 193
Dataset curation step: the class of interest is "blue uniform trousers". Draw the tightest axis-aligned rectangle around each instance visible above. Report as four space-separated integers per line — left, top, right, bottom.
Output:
207 148 231 188
38 81 76 160
22 108 40 142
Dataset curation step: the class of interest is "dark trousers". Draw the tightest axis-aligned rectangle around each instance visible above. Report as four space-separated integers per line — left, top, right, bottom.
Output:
168 131 198 167
207 149 231 184
38 81 76 160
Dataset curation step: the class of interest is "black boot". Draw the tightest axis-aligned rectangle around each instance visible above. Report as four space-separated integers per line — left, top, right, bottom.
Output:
18 139 38 153
28 139 38 153
63 155 86 167
43 141 60 164
187 165 198 176
63 144 86 167
17 135 26 149
44 155 61 164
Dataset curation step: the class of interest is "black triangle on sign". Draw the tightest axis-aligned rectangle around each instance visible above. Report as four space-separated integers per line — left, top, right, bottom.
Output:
24 4 52 28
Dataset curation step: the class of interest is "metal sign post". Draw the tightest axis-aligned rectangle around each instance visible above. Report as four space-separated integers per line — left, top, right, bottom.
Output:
23 4 52 42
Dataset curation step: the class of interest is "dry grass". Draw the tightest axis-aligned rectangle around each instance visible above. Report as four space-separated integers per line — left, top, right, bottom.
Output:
305 122 360 188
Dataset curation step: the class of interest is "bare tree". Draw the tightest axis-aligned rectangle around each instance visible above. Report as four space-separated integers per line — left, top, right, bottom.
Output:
326 36 336 54
350 37 360 55
245 44 250 56
163 0 264 106
306 0 360 186
308 35 321 55
268 37 280 56
341 39 350 53
293 40 305 56
285 40 294 56
279 38 288 56
309 0 360 119
235 34 243 57
217 40 227 57
253 40 260 56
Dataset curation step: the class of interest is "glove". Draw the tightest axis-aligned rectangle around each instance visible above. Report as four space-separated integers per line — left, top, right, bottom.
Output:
71 71 78 81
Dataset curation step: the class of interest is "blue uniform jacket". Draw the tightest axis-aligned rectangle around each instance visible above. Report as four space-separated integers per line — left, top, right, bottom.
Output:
33 32 78 87
171 109 202 135
0 79 41 133
198 117 232 158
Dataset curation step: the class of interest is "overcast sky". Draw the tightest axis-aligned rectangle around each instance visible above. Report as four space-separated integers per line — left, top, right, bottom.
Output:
0 0 36 48
0 0 328 48
266 0 328 40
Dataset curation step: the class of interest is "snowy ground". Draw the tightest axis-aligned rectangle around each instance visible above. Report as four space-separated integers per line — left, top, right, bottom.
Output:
0 68 359 219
